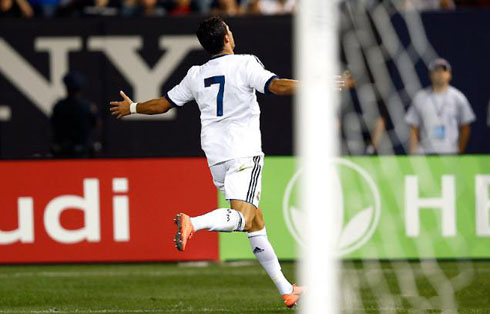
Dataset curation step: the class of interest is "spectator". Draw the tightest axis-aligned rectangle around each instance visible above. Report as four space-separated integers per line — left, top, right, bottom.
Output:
401 0 455 11
0 0 34 17
29 0 59 17
405 58 475 155
120 0 137 16
51 72 99 158
82 0 118 16
339 71 396 155
248 0 295 15
455 0 490 7
133 0 165 16
192 0 213 13
168 0 191 14
211 0 239 15
57 0 118 17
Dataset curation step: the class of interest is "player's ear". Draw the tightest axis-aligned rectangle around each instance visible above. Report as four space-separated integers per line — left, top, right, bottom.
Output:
224 33 230 44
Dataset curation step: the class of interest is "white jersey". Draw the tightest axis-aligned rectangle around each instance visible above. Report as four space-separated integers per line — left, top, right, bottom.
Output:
166 54 277 166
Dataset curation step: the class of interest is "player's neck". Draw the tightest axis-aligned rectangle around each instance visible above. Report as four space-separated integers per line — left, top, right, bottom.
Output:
214 47 234 58
432 84 448 93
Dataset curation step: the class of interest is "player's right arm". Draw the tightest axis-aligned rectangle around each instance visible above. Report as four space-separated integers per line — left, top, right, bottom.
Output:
110 67 196 119
110 91 173 119
409 126 419 154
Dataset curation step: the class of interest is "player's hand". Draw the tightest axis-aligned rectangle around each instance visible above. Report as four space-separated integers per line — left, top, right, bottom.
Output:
334 74 346 91
343 70 355 89
110 90 133 119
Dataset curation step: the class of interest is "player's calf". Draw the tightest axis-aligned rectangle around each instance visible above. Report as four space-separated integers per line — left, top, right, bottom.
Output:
174 208 245 251
230 199 258 231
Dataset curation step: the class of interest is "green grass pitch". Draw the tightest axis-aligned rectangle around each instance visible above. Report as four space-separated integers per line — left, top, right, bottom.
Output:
0 261 489 313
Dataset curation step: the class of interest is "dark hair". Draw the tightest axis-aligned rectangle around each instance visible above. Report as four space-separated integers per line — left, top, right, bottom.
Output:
196 16 227 55
63 72 85 92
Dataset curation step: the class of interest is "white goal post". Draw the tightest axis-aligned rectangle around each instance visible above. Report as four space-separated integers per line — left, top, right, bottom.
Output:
296 0 341 313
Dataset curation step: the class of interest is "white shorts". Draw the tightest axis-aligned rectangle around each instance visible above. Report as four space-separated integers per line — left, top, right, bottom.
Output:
210 155 264 208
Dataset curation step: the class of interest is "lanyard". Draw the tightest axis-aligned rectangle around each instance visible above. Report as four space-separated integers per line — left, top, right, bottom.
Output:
429 91 449 121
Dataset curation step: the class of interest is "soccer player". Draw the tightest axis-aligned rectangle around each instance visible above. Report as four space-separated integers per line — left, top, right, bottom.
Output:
110 16 303 308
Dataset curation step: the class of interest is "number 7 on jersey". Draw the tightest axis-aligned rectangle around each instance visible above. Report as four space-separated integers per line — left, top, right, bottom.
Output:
204 75 225 116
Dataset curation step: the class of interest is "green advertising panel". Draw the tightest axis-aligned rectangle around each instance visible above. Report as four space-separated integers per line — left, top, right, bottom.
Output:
219 156 490 260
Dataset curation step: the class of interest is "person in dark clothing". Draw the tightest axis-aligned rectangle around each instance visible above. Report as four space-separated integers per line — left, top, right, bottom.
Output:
0 0 33 17
339 70 400 155
51 72 98 158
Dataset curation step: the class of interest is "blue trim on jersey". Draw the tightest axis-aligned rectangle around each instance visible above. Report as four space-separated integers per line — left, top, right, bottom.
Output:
165 93 179 108
264 75 279 94
204 75 226 116
253 55 265 68
210 54 231 60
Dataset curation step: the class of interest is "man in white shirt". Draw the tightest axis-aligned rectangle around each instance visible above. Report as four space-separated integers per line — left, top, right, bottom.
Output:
405 58 475 154
110 16 303 308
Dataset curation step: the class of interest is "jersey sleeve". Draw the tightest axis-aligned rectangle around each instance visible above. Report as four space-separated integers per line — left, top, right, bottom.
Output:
245 55 278 94
405 92 423 127
405 104 421 127
166 67 195 107
456 92 476 125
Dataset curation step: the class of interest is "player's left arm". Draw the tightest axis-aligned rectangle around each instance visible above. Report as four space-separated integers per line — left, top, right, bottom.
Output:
268 78 298 96
268 72 346 95
110 91 173 119
458 124 471 154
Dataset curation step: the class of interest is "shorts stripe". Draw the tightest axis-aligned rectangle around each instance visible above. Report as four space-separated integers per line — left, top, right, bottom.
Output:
247 156 261 204
249 160 262 204
246 156 260 203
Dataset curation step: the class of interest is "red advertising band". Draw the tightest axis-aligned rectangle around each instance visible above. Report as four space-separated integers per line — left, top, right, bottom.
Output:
0 158 218 264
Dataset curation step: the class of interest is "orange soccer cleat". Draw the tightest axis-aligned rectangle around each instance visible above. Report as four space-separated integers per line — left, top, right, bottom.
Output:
173 213 195 251
282 284 306 308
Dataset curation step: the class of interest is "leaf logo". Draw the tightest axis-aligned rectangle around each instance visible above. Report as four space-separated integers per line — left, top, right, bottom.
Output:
282 158 381 256
337 207 373 251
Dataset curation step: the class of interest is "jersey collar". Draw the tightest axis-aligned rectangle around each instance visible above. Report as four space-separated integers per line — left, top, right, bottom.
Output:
210 54 231 60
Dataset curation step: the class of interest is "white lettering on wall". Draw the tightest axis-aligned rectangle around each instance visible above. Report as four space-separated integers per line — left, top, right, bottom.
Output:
475 175 490 236
112 178 130 241
88 35 202 120
0 198 34 244
405 175 456 237
0 37 82 115
44 178 100 244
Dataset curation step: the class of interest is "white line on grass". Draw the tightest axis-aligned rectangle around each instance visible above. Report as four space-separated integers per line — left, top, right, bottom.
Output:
0 308 285 313
1 308 483 314
0 269 264 278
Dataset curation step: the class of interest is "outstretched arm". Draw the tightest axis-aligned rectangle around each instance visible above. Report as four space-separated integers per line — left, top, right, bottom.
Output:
268 79 298 96
110 91 173 119
268 73 346 96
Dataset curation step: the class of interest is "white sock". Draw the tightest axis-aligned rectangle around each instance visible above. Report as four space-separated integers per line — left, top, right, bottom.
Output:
190 208 245 232
247 227 293 295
